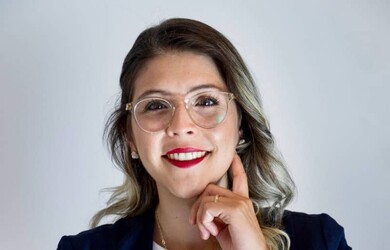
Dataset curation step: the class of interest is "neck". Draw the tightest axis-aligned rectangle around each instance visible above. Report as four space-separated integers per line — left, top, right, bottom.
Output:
154 194 210 249
153 176 228 250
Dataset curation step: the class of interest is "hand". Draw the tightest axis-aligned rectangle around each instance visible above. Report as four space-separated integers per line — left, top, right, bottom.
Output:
189 154 268 250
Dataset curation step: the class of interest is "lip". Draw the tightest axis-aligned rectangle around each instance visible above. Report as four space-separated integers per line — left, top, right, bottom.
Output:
163 147 209 169
165 147 205 155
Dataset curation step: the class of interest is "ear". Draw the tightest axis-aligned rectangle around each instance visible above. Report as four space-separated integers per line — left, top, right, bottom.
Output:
236 109 243 142
127 137 137 153
239 129 243 138
238 129 244 142
127 139 137 152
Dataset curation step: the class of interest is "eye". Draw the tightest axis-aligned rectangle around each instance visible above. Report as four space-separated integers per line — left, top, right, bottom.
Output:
142 99 170 112
194 95 220 107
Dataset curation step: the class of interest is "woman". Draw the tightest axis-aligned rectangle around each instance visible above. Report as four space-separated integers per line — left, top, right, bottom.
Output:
57 18 351 250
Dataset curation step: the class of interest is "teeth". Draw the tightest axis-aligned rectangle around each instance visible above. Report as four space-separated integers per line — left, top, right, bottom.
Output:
167 152 206 161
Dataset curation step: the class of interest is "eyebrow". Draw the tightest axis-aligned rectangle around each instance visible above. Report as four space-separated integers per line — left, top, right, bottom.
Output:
135 83 222 100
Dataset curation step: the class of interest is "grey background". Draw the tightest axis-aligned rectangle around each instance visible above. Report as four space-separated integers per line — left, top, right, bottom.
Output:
1 0 389 249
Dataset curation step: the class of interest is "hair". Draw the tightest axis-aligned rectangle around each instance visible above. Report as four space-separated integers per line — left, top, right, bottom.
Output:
91 18 295 250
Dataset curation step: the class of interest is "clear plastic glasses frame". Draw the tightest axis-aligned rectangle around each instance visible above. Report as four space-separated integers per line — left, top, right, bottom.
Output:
125 91 235 133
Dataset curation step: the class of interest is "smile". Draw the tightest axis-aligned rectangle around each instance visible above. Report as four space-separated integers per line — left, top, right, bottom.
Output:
164 148 209 168
166 151 207 161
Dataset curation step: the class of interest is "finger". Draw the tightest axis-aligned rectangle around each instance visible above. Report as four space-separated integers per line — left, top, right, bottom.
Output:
200 212 219 237
196 198 221 237
198 221 212 240
189 184 231 224
230 154 249 197
189 194 206 225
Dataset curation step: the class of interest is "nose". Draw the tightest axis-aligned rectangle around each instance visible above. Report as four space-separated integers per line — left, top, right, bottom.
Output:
166 104 197 137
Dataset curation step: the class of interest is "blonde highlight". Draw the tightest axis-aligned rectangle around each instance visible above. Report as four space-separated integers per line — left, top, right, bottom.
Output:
91 18 295 249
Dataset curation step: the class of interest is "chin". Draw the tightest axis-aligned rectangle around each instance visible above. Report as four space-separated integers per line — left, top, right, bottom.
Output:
169 175 227 199
173 188 203 199
169 182 206 199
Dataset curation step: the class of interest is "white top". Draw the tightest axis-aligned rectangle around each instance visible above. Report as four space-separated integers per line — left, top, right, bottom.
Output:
153 241 165 250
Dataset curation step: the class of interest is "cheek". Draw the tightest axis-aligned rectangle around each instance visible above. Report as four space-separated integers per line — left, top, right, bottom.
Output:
218 110 240 148
212 115 240 158
130 121 153 153
213 129 237 151
132 130 166 168
133 133 158 155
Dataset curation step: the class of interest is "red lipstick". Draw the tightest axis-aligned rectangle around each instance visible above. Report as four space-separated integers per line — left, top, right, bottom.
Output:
164 147 208 169
165 147 202 154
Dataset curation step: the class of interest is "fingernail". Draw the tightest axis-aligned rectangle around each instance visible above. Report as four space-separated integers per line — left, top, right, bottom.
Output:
202 231 209 240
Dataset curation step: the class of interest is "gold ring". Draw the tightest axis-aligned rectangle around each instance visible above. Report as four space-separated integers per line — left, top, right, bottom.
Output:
214 194 219 203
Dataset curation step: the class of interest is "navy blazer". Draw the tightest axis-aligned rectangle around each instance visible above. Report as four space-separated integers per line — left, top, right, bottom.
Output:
57 210 351 249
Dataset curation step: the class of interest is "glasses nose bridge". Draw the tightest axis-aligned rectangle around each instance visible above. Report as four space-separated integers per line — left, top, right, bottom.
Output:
170 96 192 117
167 97 196 129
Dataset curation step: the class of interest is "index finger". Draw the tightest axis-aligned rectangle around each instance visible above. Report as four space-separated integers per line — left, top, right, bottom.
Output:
230 153 249 197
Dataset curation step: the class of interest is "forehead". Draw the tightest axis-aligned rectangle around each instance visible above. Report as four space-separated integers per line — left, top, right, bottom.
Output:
132 51 227 100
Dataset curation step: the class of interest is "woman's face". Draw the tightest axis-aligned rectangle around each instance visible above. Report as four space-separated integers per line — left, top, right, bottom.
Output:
128 51 240 199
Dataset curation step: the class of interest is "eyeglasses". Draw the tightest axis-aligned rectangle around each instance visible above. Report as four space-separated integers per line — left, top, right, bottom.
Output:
125 91 235 133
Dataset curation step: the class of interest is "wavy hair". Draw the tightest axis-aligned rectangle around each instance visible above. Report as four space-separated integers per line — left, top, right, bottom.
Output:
91 18 295 250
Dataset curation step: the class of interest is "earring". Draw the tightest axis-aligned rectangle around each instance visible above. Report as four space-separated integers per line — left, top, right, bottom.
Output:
238 139 246 145
131 151 139 159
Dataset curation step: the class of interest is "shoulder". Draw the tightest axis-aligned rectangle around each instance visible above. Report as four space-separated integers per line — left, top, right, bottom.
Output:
57 211 154 250
282 210 351 250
